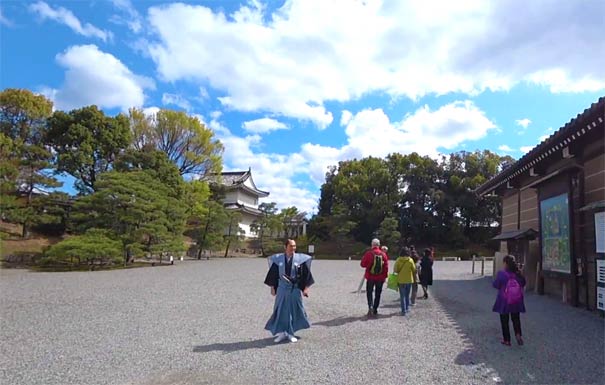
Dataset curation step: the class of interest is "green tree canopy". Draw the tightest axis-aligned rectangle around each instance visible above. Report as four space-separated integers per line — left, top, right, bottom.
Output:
114 146 186 199
128 108 224 178
43 229 123 268
0 89 59 237
0 88 52 142
70 171 187 262
46 105 131 193
313 150 514 248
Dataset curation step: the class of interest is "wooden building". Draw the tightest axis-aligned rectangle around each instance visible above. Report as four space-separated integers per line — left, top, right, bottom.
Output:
477 97 604 311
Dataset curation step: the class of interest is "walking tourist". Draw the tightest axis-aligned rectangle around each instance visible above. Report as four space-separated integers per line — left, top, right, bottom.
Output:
360 238 388 316
394 247 416 315
420 248 433 299
493 254 526 346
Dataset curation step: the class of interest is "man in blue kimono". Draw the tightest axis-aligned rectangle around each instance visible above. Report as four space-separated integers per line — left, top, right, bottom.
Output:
264 239 314 343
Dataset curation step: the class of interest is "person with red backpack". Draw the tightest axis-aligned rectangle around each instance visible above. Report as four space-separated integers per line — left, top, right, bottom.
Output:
492 254 526 346
360 238 389 316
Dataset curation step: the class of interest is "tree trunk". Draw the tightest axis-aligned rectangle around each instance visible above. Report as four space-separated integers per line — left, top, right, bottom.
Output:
198 218 211 260
224 240 231 258
224 219 234 258
259 228 265 256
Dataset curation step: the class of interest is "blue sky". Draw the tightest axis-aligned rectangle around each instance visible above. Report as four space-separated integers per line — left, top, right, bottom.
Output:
1 0 604 213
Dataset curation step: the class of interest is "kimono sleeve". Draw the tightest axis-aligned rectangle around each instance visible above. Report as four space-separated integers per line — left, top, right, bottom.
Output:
264 263 279 291
298 260 315 290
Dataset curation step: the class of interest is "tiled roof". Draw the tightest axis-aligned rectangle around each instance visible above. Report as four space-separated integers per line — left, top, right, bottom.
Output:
208 168 270 197
217 169 251 186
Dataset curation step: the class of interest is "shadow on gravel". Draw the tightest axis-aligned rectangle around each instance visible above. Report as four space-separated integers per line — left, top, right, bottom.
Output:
433 276 605 385
380 297 426 309
314 311 399 327
193 337 276 353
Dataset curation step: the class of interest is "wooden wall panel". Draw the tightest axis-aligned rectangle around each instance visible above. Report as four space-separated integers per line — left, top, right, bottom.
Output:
584 154 605 203
501 194 518 231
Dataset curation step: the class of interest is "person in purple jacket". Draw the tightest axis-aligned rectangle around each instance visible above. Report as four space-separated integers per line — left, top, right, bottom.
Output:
492 255 526 346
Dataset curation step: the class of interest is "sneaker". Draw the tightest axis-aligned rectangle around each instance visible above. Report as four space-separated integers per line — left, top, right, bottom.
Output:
287 334 298 343
367 308 373 316
515 335 524 346
274 333 287 343
500 340 511 346
373 309 378 315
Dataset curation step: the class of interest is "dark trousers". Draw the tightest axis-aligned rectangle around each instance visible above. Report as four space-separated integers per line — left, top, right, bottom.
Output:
411 283 418 304
366 280 384 310
499 313 522 341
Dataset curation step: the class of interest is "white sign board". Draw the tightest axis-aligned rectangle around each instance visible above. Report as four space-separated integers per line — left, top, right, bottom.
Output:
308 245 315 254
597 260 605 284
597 286 605 311
595 212 605 253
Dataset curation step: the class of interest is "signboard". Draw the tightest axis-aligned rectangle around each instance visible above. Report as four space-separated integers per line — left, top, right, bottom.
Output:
308 245 315 254
540 193 571 274
597 260 605 284
596 259 605 311
595 212 605 253
597 287 605 311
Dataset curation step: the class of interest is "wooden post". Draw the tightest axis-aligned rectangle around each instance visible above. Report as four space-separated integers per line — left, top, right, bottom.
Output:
562 281 567 303
472 255 475 274
534 261 541 294
481 257 485 276
493 258 496 277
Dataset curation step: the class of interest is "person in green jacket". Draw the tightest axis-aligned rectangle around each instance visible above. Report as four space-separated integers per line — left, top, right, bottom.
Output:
394 247 417 315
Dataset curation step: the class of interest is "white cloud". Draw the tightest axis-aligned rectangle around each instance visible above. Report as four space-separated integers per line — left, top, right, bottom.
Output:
340 110 353 126
520 146 534 153
29 1 112 42
111 0 142 33
498 145 514 152
199 87 210 100
209 110 222 120
161 93 192 111
47 45 154 111
242 118 288 134
0 7 14 27
209 118 317 213
145 0 604 127
515 118 531 128
143 106 160 116
527 69 605 93
302 100 496 184
206 100 495 212
538 127 554 142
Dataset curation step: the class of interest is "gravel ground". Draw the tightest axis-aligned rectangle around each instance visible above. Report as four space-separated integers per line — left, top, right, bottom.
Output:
1 259 603 385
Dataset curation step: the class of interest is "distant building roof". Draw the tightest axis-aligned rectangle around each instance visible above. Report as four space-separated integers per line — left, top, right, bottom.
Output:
224 202 263 216
210 167 269 197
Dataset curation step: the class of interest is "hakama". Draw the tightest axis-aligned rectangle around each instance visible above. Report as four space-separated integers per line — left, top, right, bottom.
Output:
264 253 314 336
